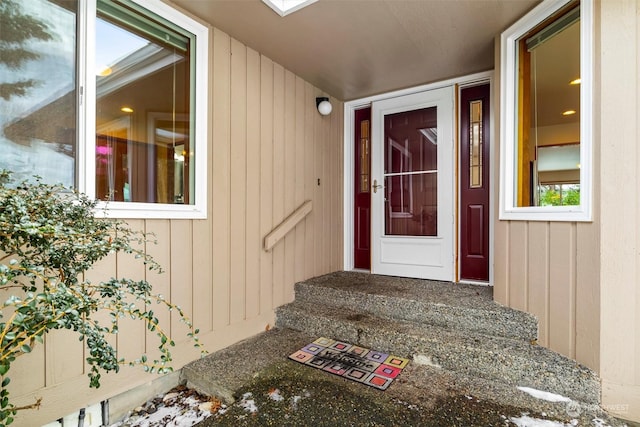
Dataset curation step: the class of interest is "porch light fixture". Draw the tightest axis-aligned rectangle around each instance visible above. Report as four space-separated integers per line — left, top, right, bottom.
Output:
316 97 332 116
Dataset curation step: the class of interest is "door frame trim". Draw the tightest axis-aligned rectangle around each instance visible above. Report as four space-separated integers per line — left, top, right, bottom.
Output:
343 70 494 283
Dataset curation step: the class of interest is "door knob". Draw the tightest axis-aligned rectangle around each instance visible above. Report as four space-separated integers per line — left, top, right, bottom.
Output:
372 179 383 193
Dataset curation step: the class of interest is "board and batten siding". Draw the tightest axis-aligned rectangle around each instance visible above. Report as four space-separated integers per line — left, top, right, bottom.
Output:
492 19 601 372
8 27 344 427
494 1 640 422
597 0 640 421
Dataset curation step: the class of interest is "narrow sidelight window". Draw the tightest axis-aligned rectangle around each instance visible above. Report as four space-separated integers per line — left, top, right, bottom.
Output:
469 100 483 189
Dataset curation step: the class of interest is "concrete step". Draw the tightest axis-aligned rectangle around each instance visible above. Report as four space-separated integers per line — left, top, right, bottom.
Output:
275 300 600 404
182 328 315 403
294 271 538 342
182 328 619 426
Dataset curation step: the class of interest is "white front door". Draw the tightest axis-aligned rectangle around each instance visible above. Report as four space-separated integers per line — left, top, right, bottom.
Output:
370 86 454 280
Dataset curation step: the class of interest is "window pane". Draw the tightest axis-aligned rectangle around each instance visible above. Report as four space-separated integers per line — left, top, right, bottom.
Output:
95 0 193 204
515 5 580 207
0 0 77 186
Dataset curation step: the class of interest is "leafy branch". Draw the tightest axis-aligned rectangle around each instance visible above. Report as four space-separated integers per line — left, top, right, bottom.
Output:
0 171 206 425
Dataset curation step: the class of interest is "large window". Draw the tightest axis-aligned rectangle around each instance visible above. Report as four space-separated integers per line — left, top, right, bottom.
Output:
500 0 592 221
0 0 77 186
0 0 208 218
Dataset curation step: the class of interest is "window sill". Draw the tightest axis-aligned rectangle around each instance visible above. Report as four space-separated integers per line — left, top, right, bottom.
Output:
95 201 207 219
499 206 592 222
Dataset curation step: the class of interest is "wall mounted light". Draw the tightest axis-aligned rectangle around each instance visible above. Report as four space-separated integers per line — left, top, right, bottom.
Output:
316 97 332 116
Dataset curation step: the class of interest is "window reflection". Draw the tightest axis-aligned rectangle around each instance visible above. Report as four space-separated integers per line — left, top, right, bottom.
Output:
95 0 193 204
0 0 77 187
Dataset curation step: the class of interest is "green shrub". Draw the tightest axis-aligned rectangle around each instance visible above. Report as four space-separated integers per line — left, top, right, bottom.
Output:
0 171 204 425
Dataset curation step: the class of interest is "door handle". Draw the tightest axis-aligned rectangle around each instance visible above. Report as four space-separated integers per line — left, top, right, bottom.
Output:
372 179 383 193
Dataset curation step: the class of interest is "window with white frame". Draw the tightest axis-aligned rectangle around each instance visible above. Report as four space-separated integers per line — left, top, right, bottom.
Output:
0 0 208 218
499 0 592 221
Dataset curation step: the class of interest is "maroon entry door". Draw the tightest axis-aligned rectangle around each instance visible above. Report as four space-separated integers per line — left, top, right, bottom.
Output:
354 107 372 269
460 84 490 281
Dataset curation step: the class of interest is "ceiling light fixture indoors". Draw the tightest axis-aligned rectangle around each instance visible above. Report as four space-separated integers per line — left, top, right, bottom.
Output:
316 97 332 116
97 65 112 77
562 110 576 116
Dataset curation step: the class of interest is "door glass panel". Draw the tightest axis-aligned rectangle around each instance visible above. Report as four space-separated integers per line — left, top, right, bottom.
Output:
384 107 437 237
385 173 437 236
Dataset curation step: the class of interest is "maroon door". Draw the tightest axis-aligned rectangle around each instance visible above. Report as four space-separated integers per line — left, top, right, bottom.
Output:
354 107 371 269
460 84 490 281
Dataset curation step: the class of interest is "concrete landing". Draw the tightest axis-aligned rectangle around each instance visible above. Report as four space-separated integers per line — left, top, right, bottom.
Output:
183 328 625 426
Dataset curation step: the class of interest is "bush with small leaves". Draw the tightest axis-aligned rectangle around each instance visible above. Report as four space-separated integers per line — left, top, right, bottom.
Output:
0 171 205 425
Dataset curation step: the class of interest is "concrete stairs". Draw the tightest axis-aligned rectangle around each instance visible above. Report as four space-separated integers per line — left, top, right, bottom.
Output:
274 271 600 405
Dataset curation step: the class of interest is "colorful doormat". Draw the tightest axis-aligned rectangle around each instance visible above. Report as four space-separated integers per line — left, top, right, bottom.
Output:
288 337 409 390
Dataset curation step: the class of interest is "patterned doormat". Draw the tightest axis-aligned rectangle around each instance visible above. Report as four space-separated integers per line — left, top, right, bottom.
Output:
288 337 409 390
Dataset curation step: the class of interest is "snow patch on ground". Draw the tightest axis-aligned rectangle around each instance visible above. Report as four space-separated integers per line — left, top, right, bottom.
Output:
510 414 621 427
268 388 284 402
592 418 624 427
110 392 212 427
412 354 441 368
109 387 218 427
509 415 578 426
239 392 258 413
517 386 572 403
290 389 311 411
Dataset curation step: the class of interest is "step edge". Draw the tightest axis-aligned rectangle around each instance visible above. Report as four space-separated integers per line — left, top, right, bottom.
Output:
275 308 600 404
